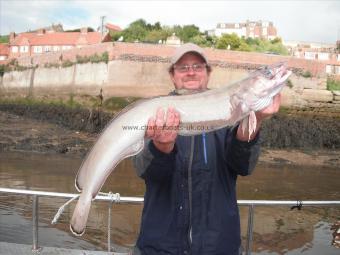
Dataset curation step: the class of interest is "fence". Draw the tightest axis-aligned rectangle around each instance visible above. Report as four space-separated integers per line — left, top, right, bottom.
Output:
0 187 339 255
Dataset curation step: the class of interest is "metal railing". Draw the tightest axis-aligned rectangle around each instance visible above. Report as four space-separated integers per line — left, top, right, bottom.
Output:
1 187 340 255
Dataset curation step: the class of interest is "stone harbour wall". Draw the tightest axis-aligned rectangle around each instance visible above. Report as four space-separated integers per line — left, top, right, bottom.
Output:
0 42 339 109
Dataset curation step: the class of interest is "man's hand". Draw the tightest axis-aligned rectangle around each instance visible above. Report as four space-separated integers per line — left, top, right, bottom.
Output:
237 93 281 141
146 107 180 153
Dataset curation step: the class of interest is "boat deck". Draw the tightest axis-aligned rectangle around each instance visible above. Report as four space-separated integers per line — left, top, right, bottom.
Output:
0 242 130 255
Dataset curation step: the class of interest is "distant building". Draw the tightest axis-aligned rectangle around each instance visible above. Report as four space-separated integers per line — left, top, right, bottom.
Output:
105 23 122 33
0 43 9 61
166 33 181 46
8 27 111 59
29 23 64 33
283 40 340 75
210 20 277 40
283 40 337 59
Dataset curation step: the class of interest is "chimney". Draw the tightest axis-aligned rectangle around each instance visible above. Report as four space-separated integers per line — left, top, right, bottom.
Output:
9 32 16 43
37 29 45 35
81 27 88 34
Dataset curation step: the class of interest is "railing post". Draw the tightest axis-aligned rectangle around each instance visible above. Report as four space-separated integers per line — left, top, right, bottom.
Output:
245 204 255 255
32 195 40 252
108 200 112 252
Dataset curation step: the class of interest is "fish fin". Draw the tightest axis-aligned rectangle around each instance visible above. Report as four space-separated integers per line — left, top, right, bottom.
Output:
75 179 82 193
241 117 248 135
252 97 272 112
248 111 257 141
70 192 92 236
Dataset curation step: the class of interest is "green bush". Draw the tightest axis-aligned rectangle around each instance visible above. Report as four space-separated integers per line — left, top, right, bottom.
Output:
62 60 74 68
76 51 109 64
0 59 31 74
301 71 312 78
327 78 340 91
286 79 293 88
44 63 60 68
101 51 109 63
0 65 5 76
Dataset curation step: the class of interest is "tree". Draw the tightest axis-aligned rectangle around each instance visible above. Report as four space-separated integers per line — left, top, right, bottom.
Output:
238 41 251 52
216 33 241 50
122 19 149 42
144 30 168 43
270 37 282 44
0 35 9 44
190 35 209 47
171 24 201 43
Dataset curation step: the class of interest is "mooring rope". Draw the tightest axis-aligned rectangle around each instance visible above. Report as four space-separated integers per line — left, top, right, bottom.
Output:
51 192 121 225
51 194 80 224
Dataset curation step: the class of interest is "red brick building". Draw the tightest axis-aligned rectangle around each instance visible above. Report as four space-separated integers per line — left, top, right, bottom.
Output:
0 43 9 61
8 28 111 59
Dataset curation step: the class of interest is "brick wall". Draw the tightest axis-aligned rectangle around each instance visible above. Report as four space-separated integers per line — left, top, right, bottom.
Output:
10 42 330 77
15 42 114 66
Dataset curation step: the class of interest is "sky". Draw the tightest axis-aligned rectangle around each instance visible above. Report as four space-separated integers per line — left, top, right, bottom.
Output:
0 0 339 44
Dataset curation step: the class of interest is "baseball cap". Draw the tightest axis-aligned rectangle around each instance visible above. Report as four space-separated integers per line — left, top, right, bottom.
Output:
170 43 208 65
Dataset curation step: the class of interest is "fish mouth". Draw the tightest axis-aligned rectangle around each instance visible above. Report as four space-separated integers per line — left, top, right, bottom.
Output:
258 62 288 80
70 224 85 236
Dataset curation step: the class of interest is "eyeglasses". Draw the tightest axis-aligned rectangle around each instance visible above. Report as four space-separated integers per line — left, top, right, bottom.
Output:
173 63 207 73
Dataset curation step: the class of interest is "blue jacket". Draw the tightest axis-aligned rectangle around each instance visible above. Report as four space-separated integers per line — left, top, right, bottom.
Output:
133 126 261 255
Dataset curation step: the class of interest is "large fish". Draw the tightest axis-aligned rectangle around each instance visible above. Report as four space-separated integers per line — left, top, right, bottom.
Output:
70 62 291 235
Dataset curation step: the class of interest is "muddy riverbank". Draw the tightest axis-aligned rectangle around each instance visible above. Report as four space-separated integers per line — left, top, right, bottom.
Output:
0 103 340 167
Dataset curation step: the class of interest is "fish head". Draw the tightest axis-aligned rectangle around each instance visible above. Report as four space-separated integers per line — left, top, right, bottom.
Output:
251 62 292 97
242 62 292 111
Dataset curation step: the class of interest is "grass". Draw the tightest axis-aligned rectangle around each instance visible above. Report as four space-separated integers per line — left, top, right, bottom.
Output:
103 96 140 111
0 96 81 109
0 95 141 112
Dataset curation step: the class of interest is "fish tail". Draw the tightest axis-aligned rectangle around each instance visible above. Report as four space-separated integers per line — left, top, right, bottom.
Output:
70 192 92 236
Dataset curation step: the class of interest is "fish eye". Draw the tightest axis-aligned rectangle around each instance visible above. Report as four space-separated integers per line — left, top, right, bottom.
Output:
260 66 274 78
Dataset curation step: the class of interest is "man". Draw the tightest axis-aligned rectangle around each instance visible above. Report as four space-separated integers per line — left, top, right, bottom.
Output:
133 43 280 255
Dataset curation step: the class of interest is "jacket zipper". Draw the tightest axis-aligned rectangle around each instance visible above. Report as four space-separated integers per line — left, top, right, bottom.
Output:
187 136 195 252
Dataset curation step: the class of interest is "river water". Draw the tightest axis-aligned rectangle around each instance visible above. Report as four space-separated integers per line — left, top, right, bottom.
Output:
0 151 339 254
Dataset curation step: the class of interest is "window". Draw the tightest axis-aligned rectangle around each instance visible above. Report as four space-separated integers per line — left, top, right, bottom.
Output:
33 46 42 53
318 52 329 60
44 46 51 52
335 65 340 74
304 52 316 60
53 46 60 51
62 45 72 51
20 46 29 53
325 65 333 74
12 46 18 53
